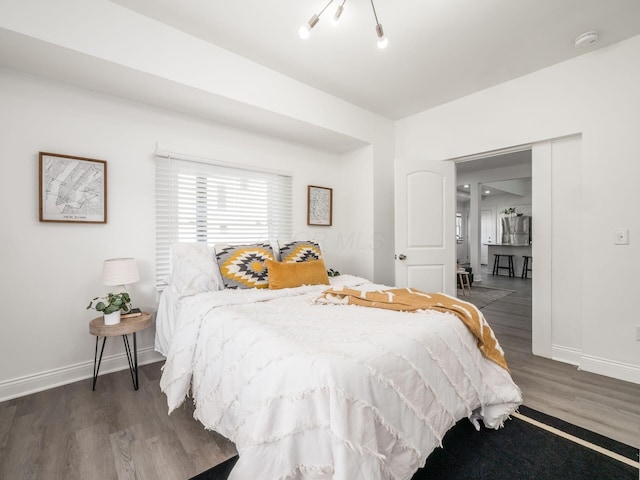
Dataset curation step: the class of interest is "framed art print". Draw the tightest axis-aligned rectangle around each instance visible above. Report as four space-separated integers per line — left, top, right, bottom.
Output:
307 185 332 226
39 152 107 223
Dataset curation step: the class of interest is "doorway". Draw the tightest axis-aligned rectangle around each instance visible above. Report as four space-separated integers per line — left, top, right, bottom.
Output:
455 148 534 358
452 136 582 362
455 149 532 283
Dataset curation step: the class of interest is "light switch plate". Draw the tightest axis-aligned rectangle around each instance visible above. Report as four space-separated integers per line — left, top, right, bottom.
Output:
614 229 629 245
637 325 640 341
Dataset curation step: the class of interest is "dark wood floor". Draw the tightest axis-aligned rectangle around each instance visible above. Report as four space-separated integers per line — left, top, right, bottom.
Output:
1 272 638 479
0 363 236 479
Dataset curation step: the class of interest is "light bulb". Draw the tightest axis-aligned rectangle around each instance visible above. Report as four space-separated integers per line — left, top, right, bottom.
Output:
332 5 344 25
299 24 311 39
299 14 319 39
375 23 388 49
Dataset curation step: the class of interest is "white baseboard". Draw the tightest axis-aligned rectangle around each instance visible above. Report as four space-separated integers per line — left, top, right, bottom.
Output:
0 347 165 402
551 344 581 366
580 354 640 385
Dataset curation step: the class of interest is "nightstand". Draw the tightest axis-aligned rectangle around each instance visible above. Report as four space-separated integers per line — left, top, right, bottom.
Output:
89 312 152 391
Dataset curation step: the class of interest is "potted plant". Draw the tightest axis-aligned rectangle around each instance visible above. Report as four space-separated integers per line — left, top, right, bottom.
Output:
500 207 517 216
87 292 132 325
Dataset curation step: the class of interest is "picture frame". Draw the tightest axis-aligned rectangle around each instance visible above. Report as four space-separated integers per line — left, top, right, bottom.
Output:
39 152 107 223
307 185 332 226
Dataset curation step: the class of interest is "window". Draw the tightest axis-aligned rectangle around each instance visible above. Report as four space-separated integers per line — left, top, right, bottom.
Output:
156 154 292 288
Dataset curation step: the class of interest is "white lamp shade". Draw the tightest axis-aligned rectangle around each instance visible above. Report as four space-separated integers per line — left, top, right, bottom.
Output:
102 258 140 286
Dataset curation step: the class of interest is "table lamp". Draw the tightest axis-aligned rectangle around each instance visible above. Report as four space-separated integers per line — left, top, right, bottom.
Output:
102 257 139 292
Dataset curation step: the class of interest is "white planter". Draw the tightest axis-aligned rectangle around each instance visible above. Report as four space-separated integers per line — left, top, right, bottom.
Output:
103 310 121 326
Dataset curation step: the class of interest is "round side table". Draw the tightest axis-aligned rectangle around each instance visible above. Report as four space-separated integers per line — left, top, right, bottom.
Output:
89 312 152 391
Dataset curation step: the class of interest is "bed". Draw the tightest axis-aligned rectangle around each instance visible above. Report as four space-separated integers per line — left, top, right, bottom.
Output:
156 242 522 480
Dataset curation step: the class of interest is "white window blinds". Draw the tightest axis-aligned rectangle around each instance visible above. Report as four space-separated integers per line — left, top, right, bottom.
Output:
155 154 293 288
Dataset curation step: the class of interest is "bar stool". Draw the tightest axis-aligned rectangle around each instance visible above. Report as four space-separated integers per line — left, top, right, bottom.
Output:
492 254 515 277
522 255 532 279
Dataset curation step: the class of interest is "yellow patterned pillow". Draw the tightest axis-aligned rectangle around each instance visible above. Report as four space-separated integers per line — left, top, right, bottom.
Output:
266 259 330 290
278 240 322 263
215 243 275 289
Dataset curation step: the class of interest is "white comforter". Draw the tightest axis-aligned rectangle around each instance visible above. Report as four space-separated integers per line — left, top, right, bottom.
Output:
159 275 522 480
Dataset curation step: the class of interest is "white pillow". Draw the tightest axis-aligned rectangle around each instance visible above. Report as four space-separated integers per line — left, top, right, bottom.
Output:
169 243 223 296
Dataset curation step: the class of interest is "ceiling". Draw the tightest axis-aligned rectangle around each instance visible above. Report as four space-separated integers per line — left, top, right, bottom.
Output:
458 178 531 200
456 150 532 176
111 0 640 119
456 150 532 201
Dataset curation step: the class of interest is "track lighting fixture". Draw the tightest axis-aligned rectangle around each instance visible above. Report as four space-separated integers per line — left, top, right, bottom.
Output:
299 0 388 48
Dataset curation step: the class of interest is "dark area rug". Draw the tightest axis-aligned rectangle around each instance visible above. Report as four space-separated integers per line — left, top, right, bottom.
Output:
457 285 514 309
191 406 638 480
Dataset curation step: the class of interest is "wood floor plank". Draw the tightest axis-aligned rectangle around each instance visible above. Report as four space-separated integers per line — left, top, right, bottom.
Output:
0 402 17 452
126 423 166 480
110 429 138 480
0 412 42 479
76 422 118 480
146 432 192 480
36 417 78 479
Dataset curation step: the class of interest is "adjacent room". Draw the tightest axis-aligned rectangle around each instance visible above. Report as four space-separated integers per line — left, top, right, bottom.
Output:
1 1 639 479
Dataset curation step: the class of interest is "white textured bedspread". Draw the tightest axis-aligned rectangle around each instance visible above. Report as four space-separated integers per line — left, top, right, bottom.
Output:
160 276 522 480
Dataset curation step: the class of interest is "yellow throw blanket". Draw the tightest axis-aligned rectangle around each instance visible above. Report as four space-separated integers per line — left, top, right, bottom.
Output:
316 286 509 372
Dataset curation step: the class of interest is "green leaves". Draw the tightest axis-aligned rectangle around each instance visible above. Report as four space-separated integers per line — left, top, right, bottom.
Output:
87 292 132 314
327 268 341 277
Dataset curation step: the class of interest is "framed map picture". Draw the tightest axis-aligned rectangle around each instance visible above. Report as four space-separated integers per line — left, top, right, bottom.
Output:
307 185 332 226
39 152 107 223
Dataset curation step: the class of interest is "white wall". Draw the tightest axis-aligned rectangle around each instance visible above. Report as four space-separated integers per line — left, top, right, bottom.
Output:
337 146 375 280
372 132 396 286
480 193 532 214
549 137 583 363
396 35 640 384
0 68 375 399
0 0 397 286
0 0 399 400
0 0 379 145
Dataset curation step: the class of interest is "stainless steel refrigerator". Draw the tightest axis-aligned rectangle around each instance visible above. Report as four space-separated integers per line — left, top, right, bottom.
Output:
501 215 531 245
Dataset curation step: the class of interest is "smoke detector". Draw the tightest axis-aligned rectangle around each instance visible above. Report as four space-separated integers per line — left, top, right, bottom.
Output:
574 31 598 48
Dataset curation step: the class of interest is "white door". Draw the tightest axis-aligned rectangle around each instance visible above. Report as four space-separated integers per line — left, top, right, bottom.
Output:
395 159 456 295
